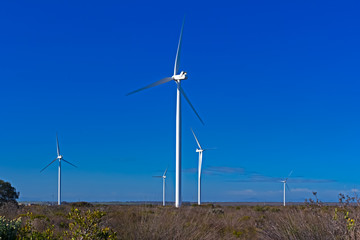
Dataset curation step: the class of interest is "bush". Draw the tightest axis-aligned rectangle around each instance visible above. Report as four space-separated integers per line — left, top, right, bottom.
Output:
70 201 93 208
209 208 224 215
17 212 55 239
0 216 21 240
65 208 117 240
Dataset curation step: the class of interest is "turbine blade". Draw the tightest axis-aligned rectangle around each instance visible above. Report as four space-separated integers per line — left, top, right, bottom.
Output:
204 148 216 151
178 83 204 125
40 158 58 172
56 133 60 156
288 170 293 178
174 18 185 76
62 159 78 168
126 77 173 96
191 128 202 149
286 183 291 192
163 167 168 177
152 176 162 178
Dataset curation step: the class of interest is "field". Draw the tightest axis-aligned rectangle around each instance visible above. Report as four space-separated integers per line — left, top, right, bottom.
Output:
2 195 360 239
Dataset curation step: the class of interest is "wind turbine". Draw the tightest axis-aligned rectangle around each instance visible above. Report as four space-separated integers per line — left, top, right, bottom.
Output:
191 129 214 205
280 170 293 206
153 168 168 206
40 134 77 205
127 19 204 208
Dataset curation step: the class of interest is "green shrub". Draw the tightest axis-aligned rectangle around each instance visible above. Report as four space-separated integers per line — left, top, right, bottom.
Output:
17 212 55 240
0 216 21 240
209 208 224 215
65 208 117 240
70 201 93 208
253 206 269 212
233 230 243 238
240 215 251 221
269 207 280 212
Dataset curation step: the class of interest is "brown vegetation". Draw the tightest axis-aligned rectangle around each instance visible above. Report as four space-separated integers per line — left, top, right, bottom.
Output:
2 194 360 239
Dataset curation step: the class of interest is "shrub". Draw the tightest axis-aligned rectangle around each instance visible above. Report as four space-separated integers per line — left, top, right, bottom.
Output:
70 201 93 208
65 208 117 240
253 206 269 212
240 215 251 221
209 208 224 215
17 212 55 239
0 216 21 240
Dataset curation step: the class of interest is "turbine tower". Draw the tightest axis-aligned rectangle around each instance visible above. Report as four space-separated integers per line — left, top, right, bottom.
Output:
191 129 214 205
153 168 168 206
40 134 77 205
127 19 204 208
280 170 292 206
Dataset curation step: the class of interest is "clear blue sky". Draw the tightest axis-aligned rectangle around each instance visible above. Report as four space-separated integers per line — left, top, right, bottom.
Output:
1 0 360 203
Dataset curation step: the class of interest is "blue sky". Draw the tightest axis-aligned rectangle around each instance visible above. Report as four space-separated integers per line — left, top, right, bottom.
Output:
1 0 360 203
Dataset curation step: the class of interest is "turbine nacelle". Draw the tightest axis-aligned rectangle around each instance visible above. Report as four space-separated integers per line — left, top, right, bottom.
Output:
57 155 63 159
172 71 187 81
196 149 203 153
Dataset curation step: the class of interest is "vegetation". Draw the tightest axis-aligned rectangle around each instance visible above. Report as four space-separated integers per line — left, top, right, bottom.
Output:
0 216 21 240
0 180 19 205
64 208 116 239
2 193 360 239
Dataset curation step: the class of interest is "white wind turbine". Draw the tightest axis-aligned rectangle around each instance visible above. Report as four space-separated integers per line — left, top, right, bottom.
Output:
153 168 168 206
280 170 293 206
40 134 77 205
191 129 214 205
127 19 204 208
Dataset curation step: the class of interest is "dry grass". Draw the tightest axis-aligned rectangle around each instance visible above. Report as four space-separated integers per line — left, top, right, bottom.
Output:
3 200 360 239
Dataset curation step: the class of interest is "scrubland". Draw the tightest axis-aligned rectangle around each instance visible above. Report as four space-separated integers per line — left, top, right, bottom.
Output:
1 194 360 239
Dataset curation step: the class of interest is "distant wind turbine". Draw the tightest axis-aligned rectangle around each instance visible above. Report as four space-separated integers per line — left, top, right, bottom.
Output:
153 168 168 206
40 134 77 205
127 19 204 208
280 170 293 206
191 129 214 205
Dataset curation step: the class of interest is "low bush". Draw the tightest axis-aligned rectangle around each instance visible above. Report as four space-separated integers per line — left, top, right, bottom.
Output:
8 193 360 239
0 216 21 240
